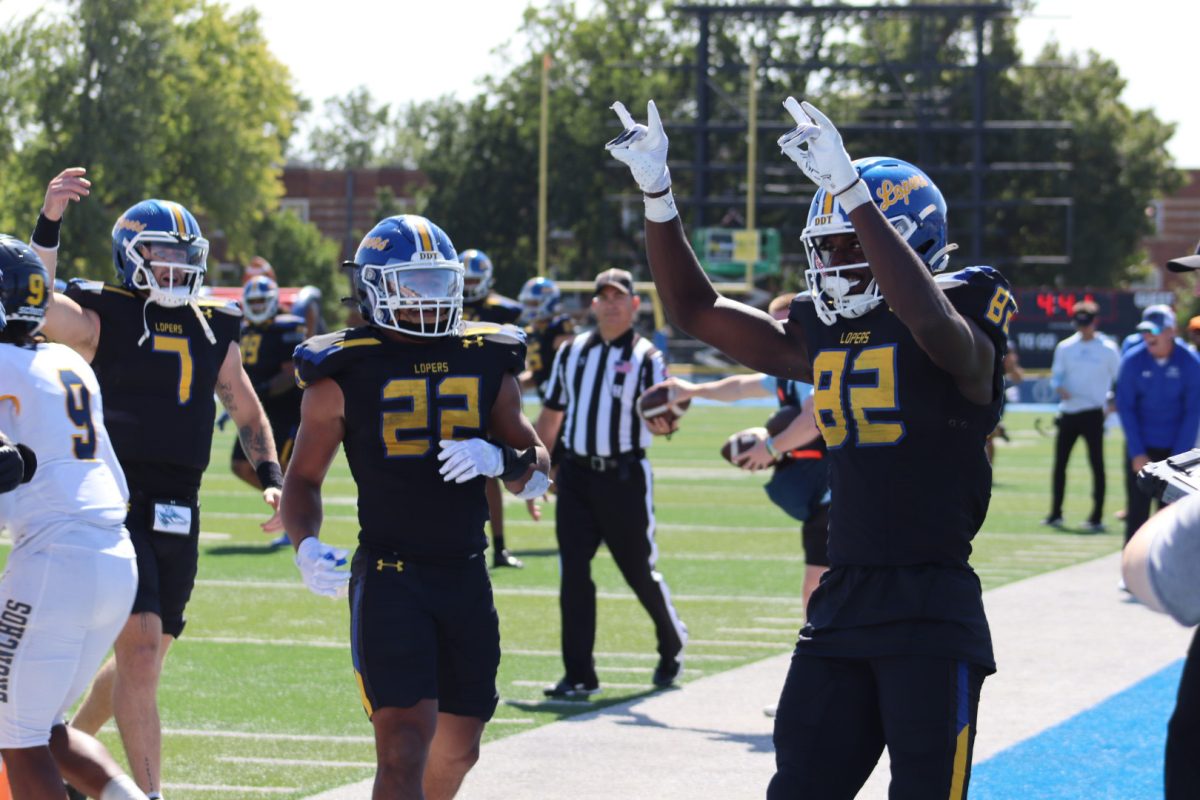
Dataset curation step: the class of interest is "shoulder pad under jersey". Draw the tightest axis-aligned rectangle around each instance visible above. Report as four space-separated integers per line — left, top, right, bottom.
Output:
196 297 243 318
937 266 1014 353
459 321 527 374
293 327 383 389
272 313 307 332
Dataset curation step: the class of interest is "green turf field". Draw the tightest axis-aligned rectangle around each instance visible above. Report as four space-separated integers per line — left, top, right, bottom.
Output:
1 406 1129 797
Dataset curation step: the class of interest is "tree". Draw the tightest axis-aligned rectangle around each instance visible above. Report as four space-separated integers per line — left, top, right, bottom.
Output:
0 0 301 278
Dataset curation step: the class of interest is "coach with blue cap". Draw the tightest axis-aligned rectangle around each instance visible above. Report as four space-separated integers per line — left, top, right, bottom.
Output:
1116 303 1200 545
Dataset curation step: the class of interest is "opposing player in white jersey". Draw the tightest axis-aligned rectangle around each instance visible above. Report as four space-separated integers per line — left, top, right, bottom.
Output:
0 235 148 800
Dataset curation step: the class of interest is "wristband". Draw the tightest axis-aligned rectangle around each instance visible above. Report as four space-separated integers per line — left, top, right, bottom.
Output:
644 188 679 223
835 179 871 214
256 461 284 490
499 445 537 481
32 213 62 250
764 436 780 460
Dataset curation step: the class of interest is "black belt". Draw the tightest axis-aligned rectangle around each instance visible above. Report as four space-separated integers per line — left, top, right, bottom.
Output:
567 450 645 472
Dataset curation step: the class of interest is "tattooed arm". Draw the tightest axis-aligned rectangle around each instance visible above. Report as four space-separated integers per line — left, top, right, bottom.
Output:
217 341 283 528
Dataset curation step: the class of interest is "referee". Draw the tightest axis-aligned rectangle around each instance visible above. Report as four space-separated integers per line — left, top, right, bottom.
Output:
534 268 688 698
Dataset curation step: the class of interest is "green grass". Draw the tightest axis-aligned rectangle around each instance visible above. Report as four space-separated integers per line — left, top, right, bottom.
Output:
1 406 1127 797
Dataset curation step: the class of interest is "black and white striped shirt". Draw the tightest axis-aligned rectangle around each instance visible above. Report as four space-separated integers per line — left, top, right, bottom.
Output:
543 328 668 458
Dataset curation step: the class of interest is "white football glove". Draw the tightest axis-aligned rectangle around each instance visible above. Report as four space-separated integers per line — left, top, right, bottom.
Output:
606 100 671 194
514 469 551 500
778 98 866 210
295 536 350 599
437 438 504 483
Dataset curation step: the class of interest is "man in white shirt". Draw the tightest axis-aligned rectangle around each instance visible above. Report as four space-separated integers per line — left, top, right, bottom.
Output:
1045 301 1121 531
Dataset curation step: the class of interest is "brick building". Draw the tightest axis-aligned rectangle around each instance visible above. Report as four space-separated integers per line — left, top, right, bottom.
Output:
1145 169 1200 293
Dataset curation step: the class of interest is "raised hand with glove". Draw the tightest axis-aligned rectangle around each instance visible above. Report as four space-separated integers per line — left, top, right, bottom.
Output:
777 97 870 213
0 432 37 494
294 536 350 599
606 100 677 223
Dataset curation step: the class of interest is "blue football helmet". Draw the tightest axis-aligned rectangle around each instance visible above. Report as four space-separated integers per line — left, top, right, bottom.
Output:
460 249 494 303
112 199 209 308
518 277 561 324
0 235 50 341
801 157 955 325
348 215 463 337
242 276 279 324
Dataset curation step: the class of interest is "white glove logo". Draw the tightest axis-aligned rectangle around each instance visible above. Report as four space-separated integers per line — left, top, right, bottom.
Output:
606 100 671 195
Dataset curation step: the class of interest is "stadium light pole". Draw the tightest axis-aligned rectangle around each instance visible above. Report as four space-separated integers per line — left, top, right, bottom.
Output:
745 50 757 290
537 51 551 277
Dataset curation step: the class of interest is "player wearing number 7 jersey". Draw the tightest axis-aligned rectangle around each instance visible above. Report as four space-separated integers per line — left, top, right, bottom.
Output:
32 167 282 799
607 98 1014 799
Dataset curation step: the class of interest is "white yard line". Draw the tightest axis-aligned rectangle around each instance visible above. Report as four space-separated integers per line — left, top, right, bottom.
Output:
219 757 374 768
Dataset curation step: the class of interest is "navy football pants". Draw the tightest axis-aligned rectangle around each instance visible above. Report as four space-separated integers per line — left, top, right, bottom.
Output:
769 653 984 800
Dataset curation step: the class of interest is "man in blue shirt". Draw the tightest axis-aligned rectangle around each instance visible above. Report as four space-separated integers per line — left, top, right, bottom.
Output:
1116 306 1200 544
1045 301 1120 531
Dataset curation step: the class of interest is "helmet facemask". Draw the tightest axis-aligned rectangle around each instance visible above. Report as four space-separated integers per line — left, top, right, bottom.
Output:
125 232 208 308
360 263 464 338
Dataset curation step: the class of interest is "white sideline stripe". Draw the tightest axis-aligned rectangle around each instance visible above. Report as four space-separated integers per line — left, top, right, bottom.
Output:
753 617 802 624
219 756 373 768
192 579 807 606
164 783 294 794
198 531 231 540
177 637 746 663
598 666 701 676
512 680 649 690
160 727 374 744
717 627 796 635
686 639 792 649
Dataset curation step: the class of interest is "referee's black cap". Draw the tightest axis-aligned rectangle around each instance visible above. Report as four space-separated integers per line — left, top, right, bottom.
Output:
595 268 634 295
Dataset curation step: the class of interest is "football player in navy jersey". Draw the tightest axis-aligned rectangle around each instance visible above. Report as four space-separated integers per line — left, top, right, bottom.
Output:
281 215 550 800
32 167 283 800
456 248 526 567
608 99 1015 798
234 275 307 547
517 276 575 400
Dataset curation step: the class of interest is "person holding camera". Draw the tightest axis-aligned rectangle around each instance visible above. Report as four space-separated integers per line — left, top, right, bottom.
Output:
1043 301 1120 531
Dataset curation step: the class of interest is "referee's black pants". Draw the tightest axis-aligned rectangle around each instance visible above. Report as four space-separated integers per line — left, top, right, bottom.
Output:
1167 628 1200 799
554 457 687 685
1048 407 1106 525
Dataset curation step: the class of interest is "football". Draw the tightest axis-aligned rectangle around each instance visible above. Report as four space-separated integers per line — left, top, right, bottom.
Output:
636 384 692 426
720 426 769 465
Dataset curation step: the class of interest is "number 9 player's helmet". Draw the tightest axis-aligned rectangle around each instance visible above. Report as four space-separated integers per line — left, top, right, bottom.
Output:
112 199 209 308
242 276 279 324
459 249 494 303
518 277 561 324
0 234 50 342
347 215 463 338
801 156 955 326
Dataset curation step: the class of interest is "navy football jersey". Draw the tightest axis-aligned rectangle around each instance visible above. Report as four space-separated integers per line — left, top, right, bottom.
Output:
65 281 242 493
241 313 305 418
525 314 574 398
789 266 1014 670
462 293 522 325
294 321 526 559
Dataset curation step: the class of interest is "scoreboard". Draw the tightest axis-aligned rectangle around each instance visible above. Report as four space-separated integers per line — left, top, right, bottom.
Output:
1007 288 1176 370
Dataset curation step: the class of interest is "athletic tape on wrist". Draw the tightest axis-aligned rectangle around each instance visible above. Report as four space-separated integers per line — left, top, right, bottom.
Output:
644 189 679 223
835 180 871 213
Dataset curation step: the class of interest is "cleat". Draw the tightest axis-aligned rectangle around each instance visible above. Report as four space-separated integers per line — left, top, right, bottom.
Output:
1080 520 1106 533
543 677 600 699
1041 516 1064 528
763 704 778 718
268 532 291 548
492 549 524 569
652 651 684 688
